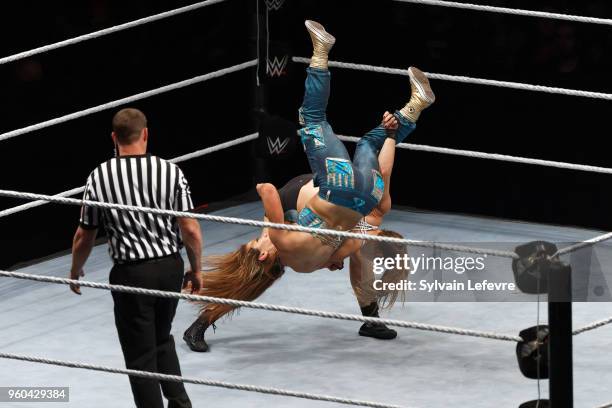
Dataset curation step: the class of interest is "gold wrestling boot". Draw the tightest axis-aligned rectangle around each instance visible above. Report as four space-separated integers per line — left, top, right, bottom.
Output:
305 20 336 69
399 66 436 123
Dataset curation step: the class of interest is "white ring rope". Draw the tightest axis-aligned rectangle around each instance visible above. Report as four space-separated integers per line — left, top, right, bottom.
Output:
0 270 523 342
0 186 87 220
393 0 612 27
573 316 612 336
0 133 258 219
13 134 612 221
595 402 612 408
554 232 612 257
3 268 610 344
0 60 257 143
0 352 404 408
0 0 231 66
0 189 519 259
293 57 612 101
168 133 258 164
338 136 612 175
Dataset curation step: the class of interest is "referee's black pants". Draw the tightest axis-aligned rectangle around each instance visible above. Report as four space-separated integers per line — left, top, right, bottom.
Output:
110 253 192 408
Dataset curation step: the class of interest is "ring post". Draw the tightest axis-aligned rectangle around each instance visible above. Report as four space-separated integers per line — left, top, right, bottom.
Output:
255 0 268 109
548 261 573 407
252 0 270 185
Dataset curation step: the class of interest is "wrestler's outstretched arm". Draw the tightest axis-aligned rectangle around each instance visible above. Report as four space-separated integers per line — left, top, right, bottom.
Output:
349 249 374 307
256 183 291 248
371 111 398 218
345 113 399 300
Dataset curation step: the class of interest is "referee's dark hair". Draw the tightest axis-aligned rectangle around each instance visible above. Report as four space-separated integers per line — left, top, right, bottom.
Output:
112 108 148 144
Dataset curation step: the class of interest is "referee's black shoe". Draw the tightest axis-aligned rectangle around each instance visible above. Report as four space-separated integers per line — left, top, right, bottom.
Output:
183 318 210 352
358 302 398 340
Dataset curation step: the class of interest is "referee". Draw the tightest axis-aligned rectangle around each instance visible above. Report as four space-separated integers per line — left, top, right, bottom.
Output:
69 108 202 408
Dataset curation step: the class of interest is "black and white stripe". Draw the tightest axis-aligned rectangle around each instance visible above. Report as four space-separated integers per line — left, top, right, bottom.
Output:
80 154 193 262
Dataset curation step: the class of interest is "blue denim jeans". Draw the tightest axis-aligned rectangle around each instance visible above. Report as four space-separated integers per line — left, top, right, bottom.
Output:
297 67 416 219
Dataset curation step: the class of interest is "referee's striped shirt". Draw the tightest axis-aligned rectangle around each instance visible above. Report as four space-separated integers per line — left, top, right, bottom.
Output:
80 154 194 262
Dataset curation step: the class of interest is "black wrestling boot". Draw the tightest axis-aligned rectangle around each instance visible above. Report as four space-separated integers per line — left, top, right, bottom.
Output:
358 302 397 340
183 318 210 352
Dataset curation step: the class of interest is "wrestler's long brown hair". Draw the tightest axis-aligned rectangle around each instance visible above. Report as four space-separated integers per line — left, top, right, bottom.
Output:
194 244 285 324
358 229 409 309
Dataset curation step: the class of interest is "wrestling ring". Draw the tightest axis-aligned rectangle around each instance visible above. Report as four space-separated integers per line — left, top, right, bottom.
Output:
2 0 612 407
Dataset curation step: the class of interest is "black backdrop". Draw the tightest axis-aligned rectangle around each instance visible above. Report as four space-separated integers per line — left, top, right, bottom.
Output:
1 0 612 268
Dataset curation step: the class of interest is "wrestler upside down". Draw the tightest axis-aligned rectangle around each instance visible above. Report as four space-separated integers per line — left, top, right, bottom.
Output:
183 20 435 352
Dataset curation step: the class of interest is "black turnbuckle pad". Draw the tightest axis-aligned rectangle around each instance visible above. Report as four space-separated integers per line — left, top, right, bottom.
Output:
516 325 550 379
512 241 557 294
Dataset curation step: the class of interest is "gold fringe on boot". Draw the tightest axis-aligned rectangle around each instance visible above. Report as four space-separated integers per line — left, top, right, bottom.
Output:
305 20 335 70
192 245 285 324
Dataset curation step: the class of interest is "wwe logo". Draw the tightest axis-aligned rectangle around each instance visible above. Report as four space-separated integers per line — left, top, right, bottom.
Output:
264 0 285 10
267 55 288 77
267 137 290 155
